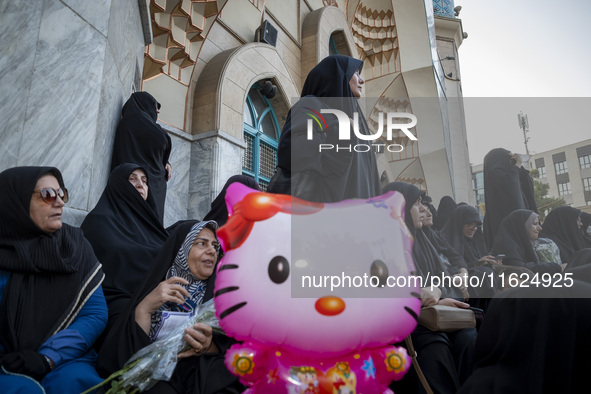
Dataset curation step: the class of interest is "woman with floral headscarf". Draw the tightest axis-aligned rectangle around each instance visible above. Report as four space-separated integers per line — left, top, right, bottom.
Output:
98 221 244 393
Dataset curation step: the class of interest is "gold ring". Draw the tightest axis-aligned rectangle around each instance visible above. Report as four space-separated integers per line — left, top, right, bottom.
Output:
194 348 200 353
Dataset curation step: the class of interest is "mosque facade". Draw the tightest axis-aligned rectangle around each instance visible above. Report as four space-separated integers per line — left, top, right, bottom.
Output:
0 0 473 226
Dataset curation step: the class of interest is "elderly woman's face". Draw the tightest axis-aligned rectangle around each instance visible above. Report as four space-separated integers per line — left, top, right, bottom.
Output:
410 199 427 229
528 216 542 241
187 227 220 280
29 174 65 233
128 169 148 200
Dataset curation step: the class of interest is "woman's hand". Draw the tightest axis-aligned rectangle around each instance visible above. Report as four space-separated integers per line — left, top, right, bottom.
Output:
478 255 502 266
135 276 190 334
452 268 470 301
437 298 470 309
420 286 442 307
178 323 219 358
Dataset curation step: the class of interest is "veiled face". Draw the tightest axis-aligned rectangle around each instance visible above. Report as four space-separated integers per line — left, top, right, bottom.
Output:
463 222 480 239
349 70 364 98
187 227 219 280
29 174 64 233
128 169 148 200
410 199 426 229
528 216 542 241
424 208 433 227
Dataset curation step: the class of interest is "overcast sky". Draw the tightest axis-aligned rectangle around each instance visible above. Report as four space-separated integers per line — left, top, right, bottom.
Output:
456 0 591 164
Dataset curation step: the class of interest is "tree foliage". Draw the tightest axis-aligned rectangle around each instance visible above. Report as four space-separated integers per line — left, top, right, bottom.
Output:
530 169 566 220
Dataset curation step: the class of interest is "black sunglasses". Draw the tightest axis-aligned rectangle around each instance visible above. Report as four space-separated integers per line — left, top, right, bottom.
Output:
33 187 69 204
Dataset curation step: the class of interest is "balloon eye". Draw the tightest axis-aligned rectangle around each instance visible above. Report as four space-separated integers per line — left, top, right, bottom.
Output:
268 256 290 284
370 259 389 287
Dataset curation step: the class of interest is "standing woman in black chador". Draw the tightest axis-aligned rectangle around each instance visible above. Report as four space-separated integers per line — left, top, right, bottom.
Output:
111 92 172 223
0 167 106 393
268 55 381 202
81 163 168 339
482 148 537 249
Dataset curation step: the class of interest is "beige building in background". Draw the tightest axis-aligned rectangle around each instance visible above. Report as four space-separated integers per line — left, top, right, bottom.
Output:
0 0 474 226
529 139 591 213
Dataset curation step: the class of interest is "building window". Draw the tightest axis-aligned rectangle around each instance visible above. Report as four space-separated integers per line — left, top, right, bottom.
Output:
538 166 546 178
243 82 280 191
584 177 591 192
554 161 568 175
557 182 571 196
580 154 591 169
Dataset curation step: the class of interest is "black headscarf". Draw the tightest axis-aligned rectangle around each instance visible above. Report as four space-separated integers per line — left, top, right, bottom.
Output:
441 205 489 267
458 281 591 394
482 148 537 249
111 92 172 223
434 195 458 230
273 55 381 202
203 175 261 227
81 163 168 318
0 167 104 351
540 206 586 265
490 209 561 274
97 221 243 393
383 182 462 298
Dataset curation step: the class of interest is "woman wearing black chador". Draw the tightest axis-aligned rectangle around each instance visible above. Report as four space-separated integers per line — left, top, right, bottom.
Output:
111 92 172 223
268 55 381 202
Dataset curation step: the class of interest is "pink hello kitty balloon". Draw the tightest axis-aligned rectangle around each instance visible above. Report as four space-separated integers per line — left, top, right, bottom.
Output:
214 183 420 393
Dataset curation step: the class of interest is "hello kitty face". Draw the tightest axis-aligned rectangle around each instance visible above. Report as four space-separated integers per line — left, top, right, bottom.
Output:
214 183 420 357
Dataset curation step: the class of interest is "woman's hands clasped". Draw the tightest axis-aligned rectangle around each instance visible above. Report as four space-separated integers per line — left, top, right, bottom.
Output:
178 323 219 358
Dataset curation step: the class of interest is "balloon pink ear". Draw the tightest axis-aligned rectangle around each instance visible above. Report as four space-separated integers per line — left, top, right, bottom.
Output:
379 190 405 220
225 183 260 217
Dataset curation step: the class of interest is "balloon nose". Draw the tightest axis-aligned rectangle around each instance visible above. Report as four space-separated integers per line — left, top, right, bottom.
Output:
315 296 346 316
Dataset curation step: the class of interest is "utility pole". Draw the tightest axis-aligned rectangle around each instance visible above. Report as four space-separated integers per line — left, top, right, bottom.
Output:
517 111 530 155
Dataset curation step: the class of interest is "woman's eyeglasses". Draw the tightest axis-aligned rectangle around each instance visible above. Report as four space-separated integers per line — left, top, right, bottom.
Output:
33 187 69 204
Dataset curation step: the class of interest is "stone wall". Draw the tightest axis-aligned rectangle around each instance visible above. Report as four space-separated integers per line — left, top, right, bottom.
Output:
0 0 148 226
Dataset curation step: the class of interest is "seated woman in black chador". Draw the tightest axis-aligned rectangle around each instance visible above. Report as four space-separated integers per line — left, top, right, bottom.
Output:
491 209 562 274
384 182 476 394
422 200 497 304
81 163 168 336
441 205 500 269
482 148 537 249
269 55 381 202
203 175 260 227
0 166 106 393
539 206 587 265
458 281 591 394
98 221 244 393
434 195 458 230
111 92 172 223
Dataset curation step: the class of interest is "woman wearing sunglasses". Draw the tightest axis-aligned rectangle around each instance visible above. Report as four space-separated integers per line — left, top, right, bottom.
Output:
0 166 107 393
81 163 168 347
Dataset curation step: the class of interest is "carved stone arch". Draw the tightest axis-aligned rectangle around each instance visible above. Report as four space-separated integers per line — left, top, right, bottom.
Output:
301 7 357 83
191 42 299 140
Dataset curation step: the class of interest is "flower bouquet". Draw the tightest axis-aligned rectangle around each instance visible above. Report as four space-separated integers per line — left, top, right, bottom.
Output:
83 299 222 394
